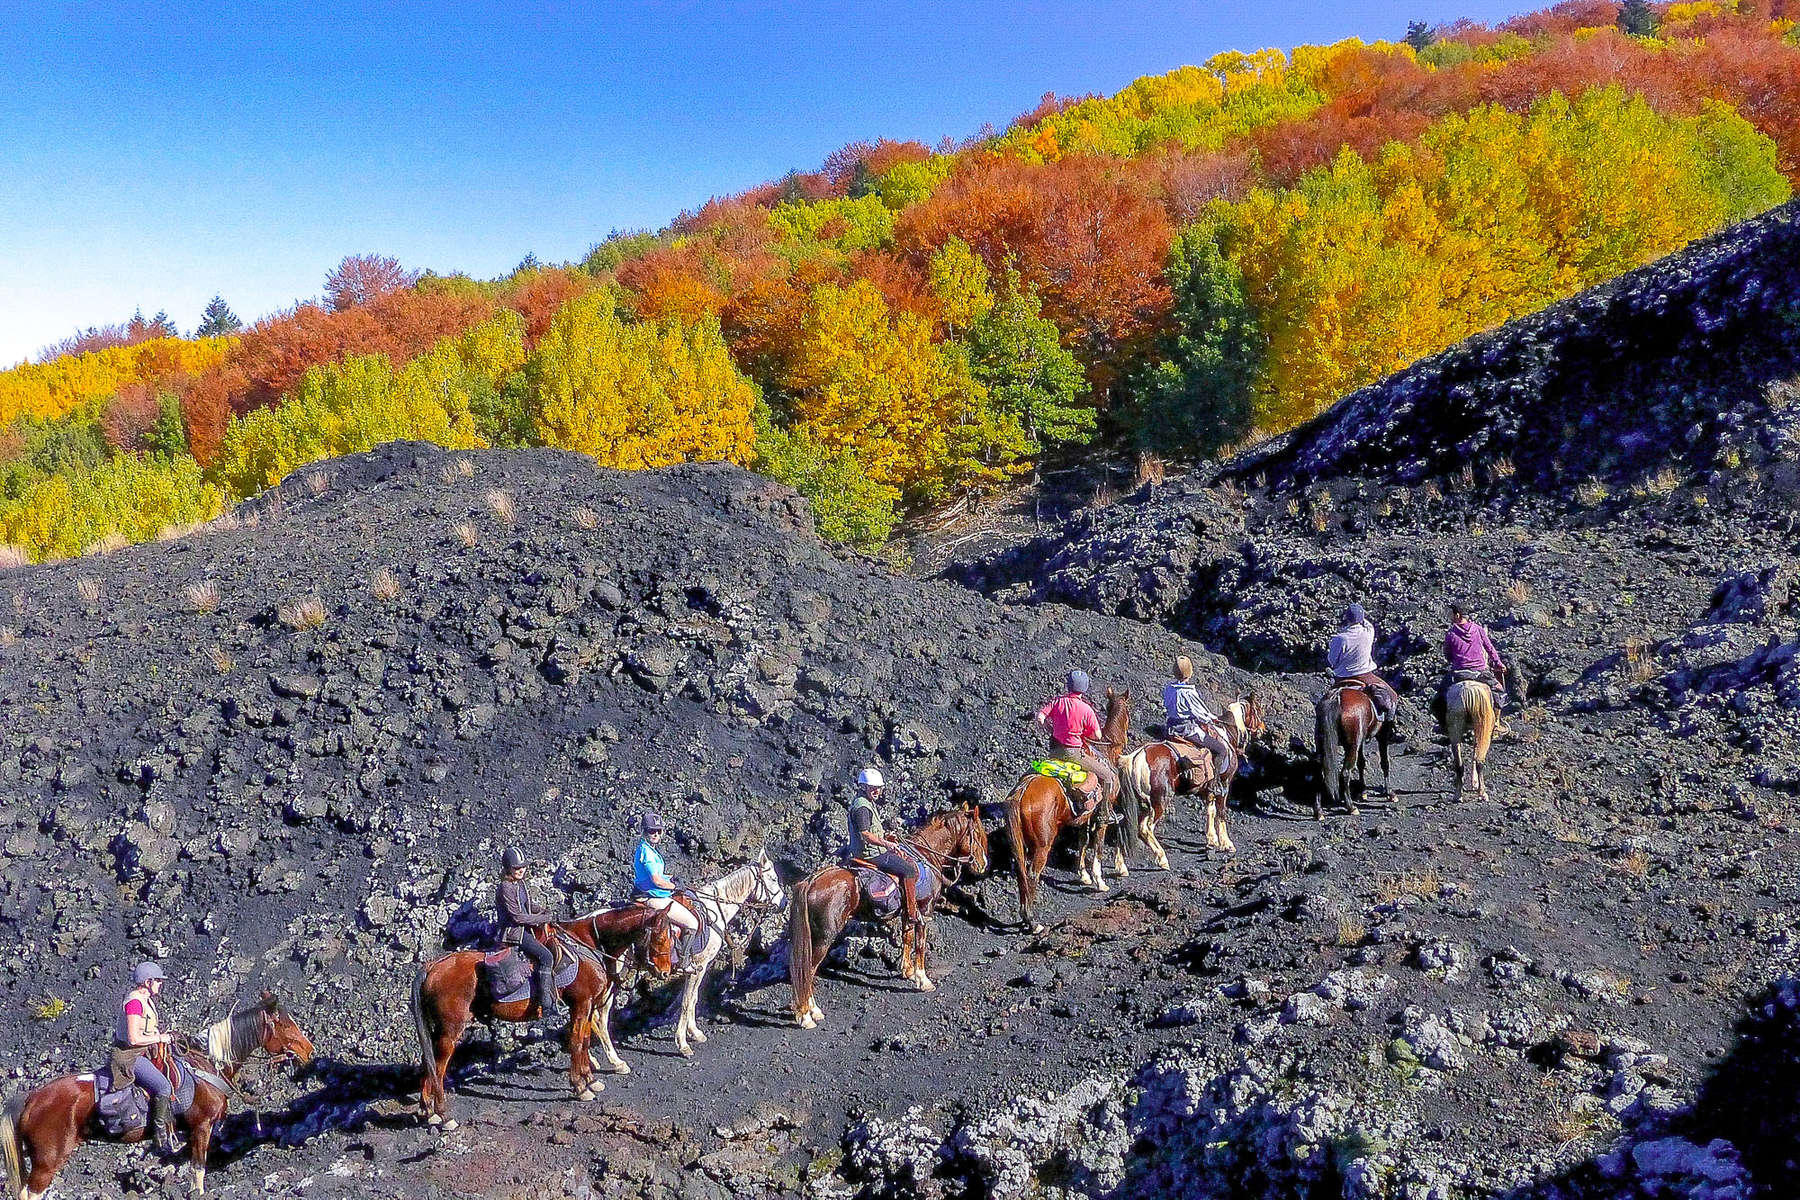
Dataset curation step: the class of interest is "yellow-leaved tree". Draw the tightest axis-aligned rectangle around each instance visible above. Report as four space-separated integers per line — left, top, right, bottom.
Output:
783 279 1024 501
0 337 233 432
0 455 225 562
527 290 757 468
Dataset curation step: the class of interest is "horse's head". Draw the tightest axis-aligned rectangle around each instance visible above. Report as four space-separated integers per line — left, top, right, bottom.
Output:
644 914 676 975
257 993 315 1066
953 802 990 876
752 847 788 910
1102 687 1132 751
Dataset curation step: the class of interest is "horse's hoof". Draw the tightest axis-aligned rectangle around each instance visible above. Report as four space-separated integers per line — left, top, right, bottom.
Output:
917 976 936 992
1156 856 1171 871
678 1044 695 1058
426 1113 442 1128
607 1061 632 1075
440 1119 459 1132
690 1028 708 1044
577 1086 599 1100
1345 805 1360 816
798 1015 815 1029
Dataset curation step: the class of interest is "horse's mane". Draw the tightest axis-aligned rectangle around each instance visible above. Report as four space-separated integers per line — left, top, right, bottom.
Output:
698 860 760 906
204 998 277 1068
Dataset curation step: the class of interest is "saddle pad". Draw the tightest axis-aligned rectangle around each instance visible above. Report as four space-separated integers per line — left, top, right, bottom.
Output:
1029 759 1088 784
852 868 902 919
488 953 579 1006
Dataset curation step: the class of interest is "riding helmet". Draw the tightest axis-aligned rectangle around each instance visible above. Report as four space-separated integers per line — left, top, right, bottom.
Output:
1343 602 1368 627
1066 669 1091 695
500 846 525 874
856 766 884 788
641 812 666 835
131 961 167 986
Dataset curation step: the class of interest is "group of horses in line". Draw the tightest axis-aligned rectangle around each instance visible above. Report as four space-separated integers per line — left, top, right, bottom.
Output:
0 674 1497 1199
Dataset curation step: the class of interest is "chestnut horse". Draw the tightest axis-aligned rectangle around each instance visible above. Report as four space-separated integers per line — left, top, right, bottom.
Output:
788 804 989 1029
1118 693 1267 869
1314 684 1392 819
1003 689 1131 933
2 994 314 1199
412 905 671 1128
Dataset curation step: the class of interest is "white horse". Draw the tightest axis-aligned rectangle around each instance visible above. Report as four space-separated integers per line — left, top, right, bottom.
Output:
590 848 785 1072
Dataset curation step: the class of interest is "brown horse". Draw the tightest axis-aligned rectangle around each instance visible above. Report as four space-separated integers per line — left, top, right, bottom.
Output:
788 804 989 1030
1314 684 1393 819
412 905 671 1129
998 689 1130 933
1 994 314 1199
1118 693 1267 869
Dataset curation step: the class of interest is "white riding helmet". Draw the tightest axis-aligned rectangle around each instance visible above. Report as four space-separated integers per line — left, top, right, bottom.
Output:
855 766 884 788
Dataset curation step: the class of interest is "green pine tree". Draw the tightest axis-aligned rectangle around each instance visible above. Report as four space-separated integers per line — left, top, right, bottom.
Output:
964 270 1094 451
1404 20 1435 50
1617 0 1657 37
196 296 243 337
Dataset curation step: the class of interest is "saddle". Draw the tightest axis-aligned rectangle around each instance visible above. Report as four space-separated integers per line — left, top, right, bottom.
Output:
93 1046 193 1137
481 941 579 1005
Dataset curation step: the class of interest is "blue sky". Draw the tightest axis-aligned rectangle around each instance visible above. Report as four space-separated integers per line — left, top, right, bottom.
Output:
0 1 1534 366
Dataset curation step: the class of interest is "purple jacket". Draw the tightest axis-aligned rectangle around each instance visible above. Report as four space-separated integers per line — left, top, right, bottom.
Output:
1445 620 1504 674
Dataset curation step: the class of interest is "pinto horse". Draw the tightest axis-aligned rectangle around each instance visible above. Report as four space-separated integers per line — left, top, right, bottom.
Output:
1314 684 1392 819
788 804 988 1030
604 850 785 1065
1444 679 1495 799
1 994 314 1199
412 905 671 1128
1118 693 1267 869
1000 689 1131 933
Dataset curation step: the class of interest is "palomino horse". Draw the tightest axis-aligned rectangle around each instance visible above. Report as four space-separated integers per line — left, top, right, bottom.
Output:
607 850 785 1065
412 905 672 1128
1 994 314 1199
1314 684 1393 819
1444 679 1496 799
788 803 989 1029
1118 693 1266 870
1003 689 1131 933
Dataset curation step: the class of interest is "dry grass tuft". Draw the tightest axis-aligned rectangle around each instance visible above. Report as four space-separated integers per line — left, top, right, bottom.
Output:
1375 870 1442 903
1642 466 1680 497
450 519 479 548
485 489 517 525
209 510 243 534
184 580 221 615
83 532 127 557
1090 481 1119 509
278 594 327 630
1453 463 1477 492
1489 455 1516 480
0 625 17 648
74 576 101 606
1575 477 1608 507
0 544 27 570
1135 452 1166 489
570 505 600 531
1615 847 1651 878
370 567 402 602
1548 1105 1603 1146
1623 637 1661 683
438 456 477 485
1420 480 1442 504
1506 578 1531 606
208 645 234 673
1335 916 1367 947
308 471 331 497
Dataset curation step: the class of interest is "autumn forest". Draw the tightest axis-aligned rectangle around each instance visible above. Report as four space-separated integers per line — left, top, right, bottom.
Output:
2 0 1797 559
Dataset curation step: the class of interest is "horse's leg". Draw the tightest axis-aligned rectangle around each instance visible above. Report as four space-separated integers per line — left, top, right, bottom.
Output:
426 999 470 1130
24 1096 80 1199
685 945 711 1045
675 967 703 1057
595 988 630 1074
1213 792 1235 854
915 918 935 992
570 995 603 1100
1026 831 1053 935
185 1103 215 1197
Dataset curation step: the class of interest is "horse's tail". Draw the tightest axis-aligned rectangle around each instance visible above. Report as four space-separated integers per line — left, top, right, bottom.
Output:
1002 779 1028 869
1118 750 1147 858
1315 694 1342 805
786 880 815 1019
2 1089 26 1199
411 961 434 1080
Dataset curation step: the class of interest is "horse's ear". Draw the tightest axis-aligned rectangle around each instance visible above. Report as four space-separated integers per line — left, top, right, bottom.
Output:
261 991 278 1012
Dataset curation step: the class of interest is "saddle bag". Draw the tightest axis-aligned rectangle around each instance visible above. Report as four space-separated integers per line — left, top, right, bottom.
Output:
851 867 902 919
93 1062 149 1136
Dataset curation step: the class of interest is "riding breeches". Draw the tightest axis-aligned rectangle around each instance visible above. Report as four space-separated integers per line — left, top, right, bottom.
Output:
131 1054 173 1099
1337 673 1399 723
518 929 554 969
1049 745 1119 803
641 895 700 935
869 850 920 889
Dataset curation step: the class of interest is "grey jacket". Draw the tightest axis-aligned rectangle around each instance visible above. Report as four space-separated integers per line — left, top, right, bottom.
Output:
496 879 551 945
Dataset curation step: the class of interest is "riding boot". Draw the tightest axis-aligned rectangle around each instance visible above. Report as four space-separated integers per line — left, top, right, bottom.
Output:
534 966 564 1019
151 1095 182 1155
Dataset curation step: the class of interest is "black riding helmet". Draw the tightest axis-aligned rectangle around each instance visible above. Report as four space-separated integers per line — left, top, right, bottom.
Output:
501 846 525 874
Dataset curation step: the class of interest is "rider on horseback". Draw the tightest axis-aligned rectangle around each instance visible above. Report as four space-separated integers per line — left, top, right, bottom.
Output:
1444 601 1507 709
114 961 181 1154
847 766 922 928
1162 656 1235 793
633 814 700 964
1035 670 1119 813
496 846 564 1020
1328 603 1399 727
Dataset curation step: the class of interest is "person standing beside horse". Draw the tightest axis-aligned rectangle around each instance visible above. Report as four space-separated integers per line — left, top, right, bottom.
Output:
846 767 923 931
632 814 700 964
1328 603 1399 728
112 962 181 1155
496 846 564 1020
1034 670 1118 812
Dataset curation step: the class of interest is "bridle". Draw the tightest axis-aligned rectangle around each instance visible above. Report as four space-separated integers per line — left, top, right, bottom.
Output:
902 810 985 888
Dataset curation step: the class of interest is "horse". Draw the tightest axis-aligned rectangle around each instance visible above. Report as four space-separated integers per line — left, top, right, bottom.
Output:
412 904 671 1128
1001 688 1131 934
1118 693 1267 870
1313 683 1393 819
619 849 785 1062
1 994 314 1199
1444 678 1495 799
788 803 989 1030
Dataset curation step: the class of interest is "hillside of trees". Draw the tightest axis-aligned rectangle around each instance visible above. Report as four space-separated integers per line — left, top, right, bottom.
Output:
2 0 1797 562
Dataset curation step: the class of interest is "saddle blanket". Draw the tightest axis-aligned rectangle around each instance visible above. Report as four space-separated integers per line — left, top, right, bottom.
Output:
1030 759 1098 795
852 867 902 919
482 946 579 1006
